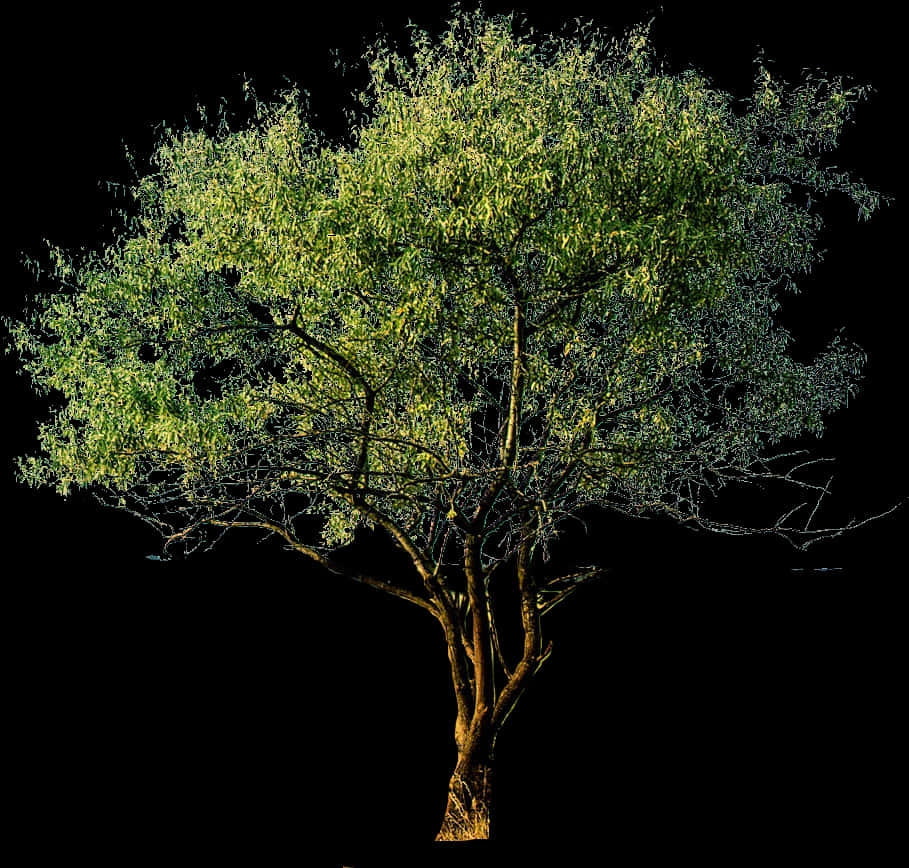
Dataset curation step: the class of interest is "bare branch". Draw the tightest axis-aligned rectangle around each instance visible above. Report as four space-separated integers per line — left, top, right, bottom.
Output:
204 516 439 616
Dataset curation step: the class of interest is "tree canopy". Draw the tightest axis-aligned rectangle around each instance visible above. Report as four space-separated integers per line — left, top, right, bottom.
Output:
4 7 893 608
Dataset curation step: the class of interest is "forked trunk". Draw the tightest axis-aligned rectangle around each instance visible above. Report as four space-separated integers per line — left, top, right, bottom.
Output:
435 752 495 841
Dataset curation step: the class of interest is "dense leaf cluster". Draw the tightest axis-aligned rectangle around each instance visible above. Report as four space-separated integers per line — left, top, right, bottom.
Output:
4 8 888 582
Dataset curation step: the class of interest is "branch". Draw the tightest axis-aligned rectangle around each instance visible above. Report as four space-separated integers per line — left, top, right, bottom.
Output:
201 517 439 616
590 485 907 553
339 492 477 718
490 512 547 733
282 305 372 393
537 565 611 616
469 263 528 531
488 591 514 681
522 260 625 341
282 306 377 494
465 531 494 726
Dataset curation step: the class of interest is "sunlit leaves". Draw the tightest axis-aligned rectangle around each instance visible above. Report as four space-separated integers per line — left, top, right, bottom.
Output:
2 6 887 561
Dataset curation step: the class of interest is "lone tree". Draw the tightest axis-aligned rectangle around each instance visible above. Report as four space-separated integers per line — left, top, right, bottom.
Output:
4 5 902 842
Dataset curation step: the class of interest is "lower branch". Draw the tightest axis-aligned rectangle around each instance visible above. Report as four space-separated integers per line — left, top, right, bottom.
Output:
199 517 439 616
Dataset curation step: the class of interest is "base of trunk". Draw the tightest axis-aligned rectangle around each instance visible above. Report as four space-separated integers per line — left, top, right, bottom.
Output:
435 757 494 841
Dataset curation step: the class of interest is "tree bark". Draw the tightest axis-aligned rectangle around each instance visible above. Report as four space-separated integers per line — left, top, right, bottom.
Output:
435 750 495 842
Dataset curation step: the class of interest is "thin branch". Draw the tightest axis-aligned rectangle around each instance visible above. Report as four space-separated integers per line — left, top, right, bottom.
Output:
204 517 439 616
804 473 835 531
488 591 514 681
537 565 610 616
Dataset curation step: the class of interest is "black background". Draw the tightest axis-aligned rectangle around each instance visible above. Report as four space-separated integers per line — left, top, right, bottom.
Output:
4 2 904 864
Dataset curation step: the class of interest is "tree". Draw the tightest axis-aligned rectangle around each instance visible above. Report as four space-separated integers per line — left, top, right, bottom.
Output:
3 4 902 843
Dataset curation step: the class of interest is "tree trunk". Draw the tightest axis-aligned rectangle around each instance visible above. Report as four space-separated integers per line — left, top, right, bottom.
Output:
435 751 495 842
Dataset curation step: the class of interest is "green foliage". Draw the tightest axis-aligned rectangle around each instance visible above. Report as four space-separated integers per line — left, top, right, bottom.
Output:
3 5 887 561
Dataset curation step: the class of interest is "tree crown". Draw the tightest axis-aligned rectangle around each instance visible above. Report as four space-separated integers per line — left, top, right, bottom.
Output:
4 6 891 569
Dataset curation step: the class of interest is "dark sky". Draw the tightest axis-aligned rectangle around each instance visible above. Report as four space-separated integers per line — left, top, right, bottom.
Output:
4 2 904 862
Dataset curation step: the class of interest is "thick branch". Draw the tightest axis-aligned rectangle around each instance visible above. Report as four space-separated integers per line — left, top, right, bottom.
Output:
341 493 477 733
465 531 494 726
488 590 513 680
490 514 550 734
470 265 527 531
